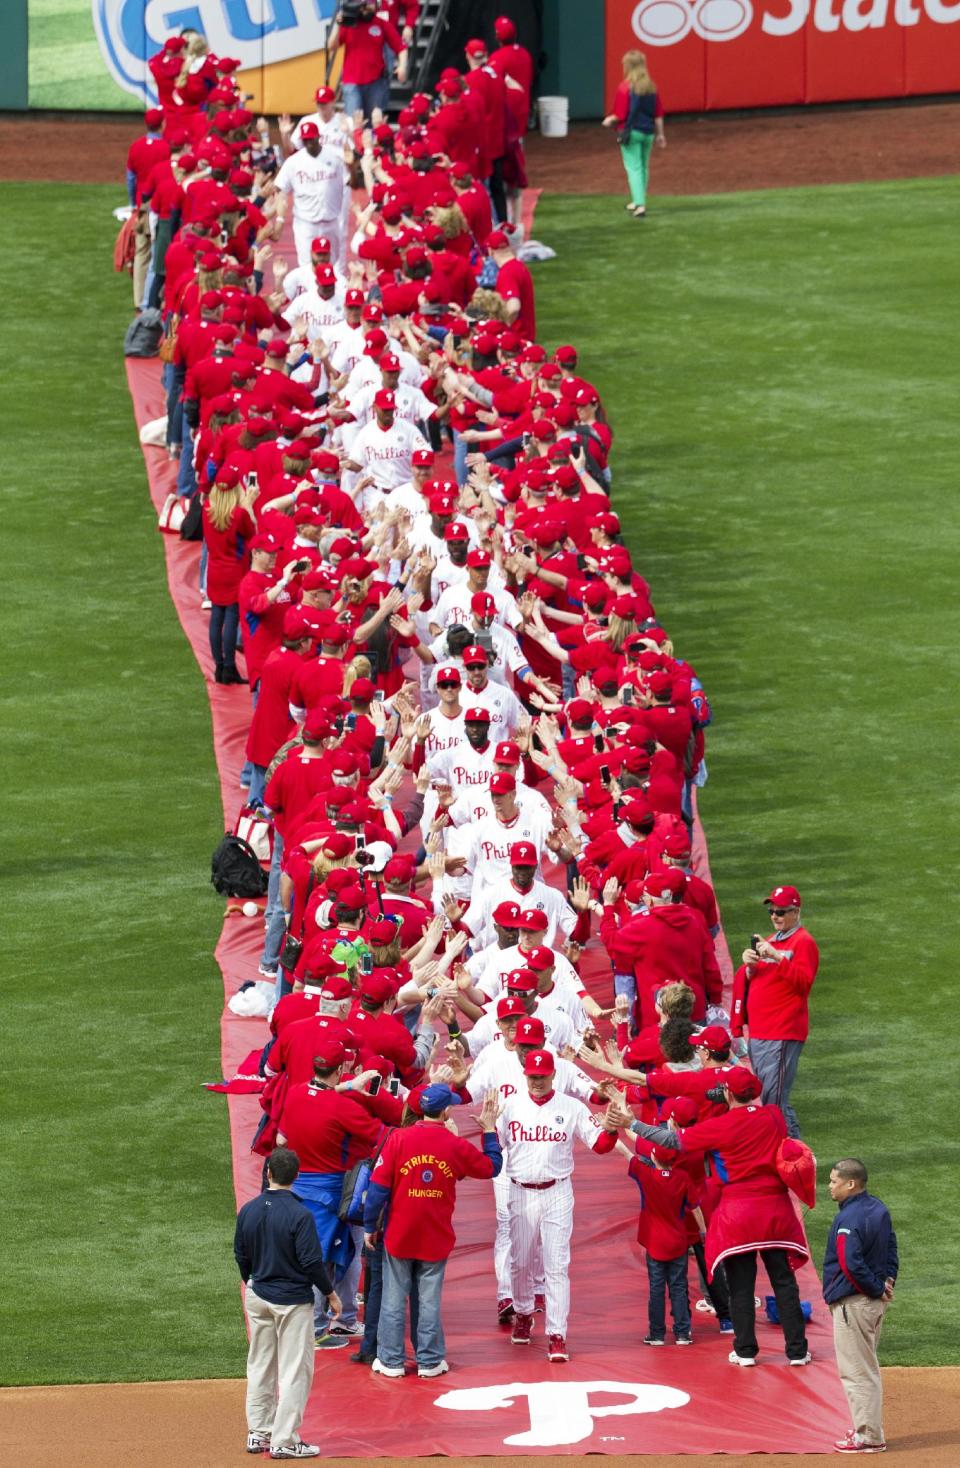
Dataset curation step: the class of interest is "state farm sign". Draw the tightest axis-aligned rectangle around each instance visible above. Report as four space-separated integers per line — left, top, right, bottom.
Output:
631 0 960 46
605 0 960 109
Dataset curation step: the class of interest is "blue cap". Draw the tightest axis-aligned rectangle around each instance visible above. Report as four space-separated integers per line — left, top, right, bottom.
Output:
419 1083 463 1116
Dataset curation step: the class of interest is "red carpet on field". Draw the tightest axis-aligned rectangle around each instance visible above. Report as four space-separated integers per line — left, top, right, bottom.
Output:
127 214 848 1452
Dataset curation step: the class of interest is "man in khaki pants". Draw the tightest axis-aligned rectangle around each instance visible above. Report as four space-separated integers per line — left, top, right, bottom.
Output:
235 1147 342 1459
822 1158 899 1454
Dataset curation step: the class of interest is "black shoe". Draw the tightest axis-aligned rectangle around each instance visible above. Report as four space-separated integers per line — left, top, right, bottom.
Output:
349 1348 375 1364
214 664 225 684
221 665 246 685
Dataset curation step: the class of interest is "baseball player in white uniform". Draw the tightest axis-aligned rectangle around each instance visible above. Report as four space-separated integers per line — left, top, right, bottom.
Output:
274 124 348 270
461 858 578 950
498 1047 620 1360
444 1011 607 1325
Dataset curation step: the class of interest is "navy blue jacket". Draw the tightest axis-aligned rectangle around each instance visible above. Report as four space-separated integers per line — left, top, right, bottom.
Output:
822 1191 898 1304
234 1187 335 1306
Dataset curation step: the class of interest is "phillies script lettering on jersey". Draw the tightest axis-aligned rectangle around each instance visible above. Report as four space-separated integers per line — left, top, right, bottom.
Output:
450 765 489 786
480 837 516 862
508 1119 569 1143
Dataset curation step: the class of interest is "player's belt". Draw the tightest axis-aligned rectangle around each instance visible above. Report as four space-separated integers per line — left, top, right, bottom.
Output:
514 1179 557 1190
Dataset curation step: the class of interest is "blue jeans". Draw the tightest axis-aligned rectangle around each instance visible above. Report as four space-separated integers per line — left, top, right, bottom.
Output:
247 763 268 809
646 1253 691 1340
165 363 186 448
613 971 638 1035
377 1253 447 1369
209 602 239 670
176 428 196 497
362 1236 420 1356
452 429 469 486
262 830 286 975
342 78 389 123
317 1223 364 1332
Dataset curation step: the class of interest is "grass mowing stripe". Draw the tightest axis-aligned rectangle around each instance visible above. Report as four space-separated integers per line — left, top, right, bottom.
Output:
534 178 959 1366
0 182 243 1384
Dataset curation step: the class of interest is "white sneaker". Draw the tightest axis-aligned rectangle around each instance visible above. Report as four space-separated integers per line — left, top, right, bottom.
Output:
371 1357 405 1378
728 1350 757 1367
417 1360 449 1377
789 1352 813 1366
247 1432 270 1454
201 597 212 610
695 1297 717 1315
270 1445 320 1460
327 1319 363 1336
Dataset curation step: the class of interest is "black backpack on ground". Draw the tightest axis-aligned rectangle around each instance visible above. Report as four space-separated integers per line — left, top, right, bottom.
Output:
211 834 269 897
123 309 163 357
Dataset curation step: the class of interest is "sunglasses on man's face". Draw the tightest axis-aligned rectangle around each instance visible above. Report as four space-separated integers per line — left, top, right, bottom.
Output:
437 680 459 689
769 908 789 917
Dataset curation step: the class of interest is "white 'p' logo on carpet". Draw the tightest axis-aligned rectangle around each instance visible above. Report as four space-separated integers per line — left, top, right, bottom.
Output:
434 1380 690 1447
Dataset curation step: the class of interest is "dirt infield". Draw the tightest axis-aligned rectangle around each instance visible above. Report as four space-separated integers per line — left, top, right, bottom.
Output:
0 1368 957 1465
2 99 959 193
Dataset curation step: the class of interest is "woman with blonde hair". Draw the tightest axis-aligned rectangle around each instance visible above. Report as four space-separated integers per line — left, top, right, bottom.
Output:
202 466 256 683
601 50 666 219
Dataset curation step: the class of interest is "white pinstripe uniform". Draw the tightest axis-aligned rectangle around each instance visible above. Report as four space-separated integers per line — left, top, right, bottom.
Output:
497 1082 612 1337
469 1045 598 1301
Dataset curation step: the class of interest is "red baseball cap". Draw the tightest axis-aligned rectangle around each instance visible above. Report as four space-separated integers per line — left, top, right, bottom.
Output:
723 1069 763 1101
506 969 537 993
486 230 510 251
374 389 396 411
496 996 527 1020
509 841 537 866
412 448 435 467
523 946 554 973
522 1047 555 1076
661 1095 699 1126
299 121 320 140
314 86 335 103
643 869 684 899
494 740 520 765
662 833 692 859
436 665 461 684
321 831 354 858
516 907 548 931
443 521 470 542
489 772 515 795
466 549 492 568
471 591 496 614
359 974 395 1005
515 1016 545 1045
764 885 802 909
345 288 364 307
312 1039 346 1068
465 37 488 56
319 976 353 1001
691 1025 732 1052
368 917 399 944
464 706 491 723
565 698 594 725
623 1033 662 1068
492 900 522 926
384 853 417 883
462 644 489 666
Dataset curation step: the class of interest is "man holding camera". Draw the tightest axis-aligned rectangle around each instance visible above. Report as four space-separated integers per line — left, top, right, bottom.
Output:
329 3 409 124
730 885 820 1139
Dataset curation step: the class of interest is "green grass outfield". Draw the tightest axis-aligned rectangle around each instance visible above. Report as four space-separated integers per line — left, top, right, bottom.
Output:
28 0 139 110
1 173 957 1384
535 178 959 1365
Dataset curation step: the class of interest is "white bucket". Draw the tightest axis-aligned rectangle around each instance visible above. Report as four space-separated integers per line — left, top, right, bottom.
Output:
537 96 569 139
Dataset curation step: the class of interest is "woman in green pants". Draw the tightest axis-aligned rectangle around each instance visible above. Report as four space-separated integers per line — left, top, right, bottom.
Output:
602 51 666 219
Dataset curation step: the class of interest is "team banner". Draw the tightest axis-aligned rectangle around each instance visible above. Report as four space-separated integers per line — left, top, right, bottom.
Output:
27 0 335 113
604 0 960 111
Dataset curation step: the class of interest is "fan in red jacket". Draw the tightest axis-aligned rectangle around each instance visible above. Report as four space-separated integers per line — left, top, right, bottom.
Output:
603 869 722 1027
730 885 819 1139
622 1068 811 1367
